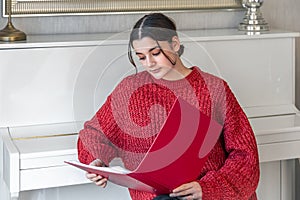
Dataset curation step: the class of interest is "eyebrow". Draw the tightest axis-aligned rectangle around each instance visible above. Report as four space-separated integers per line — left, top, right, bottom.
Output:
135 46 160 55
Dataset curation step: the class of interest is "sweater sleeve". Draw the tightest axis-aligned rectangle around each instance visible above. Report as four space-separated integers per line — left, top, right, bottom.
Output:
77 137 96 165
198 82 260 199
77 96 119 166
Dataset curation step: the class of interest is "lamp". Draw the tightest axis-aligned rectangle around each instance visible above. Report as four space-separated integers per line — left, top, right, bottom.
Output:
0 0 26 41
238 0 269 32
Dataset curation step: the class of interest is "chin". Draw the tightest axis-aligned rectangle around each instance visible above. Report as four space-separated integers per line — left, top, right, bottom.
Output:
151 74 165 80
149 72 164 80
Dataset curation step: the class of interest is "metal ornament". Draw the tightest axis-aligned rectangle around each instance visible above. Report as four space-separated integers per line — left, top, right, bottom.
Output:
0 0 26 42
239 0 269 32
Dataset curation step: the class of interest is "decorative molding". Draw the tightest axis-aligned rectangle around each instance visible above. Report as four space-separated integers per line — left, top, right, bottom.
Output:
3 0 242 17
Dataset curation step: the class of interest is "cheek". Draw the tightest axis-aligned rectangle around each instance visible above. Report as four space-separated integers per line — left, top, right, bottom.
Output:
158 53 176 66
162 50 177 64
136 58 147 66
155 56 169 66
139 59 146 65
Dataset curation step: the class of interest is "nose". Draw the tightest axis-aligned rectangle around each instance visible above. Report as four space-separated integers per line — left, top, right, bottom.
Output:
146 55 155 68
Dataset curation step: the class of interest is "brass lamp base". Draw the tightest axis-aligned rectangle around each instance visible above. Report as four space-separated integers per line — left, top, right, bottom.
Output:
0 22 26 42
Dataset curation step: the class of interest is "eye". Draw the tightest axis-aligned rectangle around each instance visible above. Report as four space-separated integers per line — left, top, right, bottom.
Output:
138 56 146 61
152 49 161 56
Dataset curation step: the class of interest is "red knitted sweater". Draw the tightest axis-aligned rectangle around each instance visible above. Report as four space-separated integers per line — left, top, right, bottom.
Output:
77 67 259 200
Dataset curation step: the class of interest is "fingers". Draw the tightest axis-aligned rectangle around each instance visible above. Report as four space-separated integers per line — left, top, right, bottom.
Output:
86 173 108 188
90 159 105 167
171 188 195 200
94 177 108 187
170 182 202 200
86 159 108 188
85 172 99 180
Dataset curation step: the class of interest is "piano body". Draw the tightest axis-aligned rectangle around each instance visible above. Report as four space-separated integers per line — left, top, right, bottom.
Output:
0 29 299 200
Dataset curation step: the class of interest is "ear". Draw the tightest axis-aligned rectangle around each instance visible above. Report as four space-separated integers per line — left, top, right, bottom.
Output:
171 36 181 53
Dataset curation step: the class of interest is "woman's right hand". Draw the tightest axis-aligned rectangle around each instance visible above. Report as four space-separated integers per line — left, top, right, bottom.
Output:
86 159 108 188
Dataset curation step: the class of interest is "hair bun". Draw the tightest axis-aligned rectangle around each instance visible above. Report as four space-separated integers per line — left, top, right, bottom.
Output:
178 44 184 57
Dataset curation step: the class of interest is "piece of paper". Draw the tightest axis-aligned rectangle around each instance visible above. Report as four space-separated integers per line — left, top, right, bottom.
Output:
65 160 131 174
68 97 223 194
65 160 156 193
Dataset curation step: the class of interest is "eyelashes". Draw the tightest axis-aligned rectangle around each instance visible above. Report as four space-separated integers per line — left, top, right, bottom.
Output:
152 50 161 56
138 50 161 61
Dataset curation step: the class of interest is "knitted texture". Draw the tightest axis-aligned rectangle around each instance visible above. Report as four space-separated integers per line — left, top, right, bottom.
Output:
78 67 259 200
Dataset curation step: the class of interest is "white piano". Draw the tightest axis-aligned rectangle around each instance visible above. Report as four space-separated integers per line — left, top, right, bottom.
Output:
0 29 299 200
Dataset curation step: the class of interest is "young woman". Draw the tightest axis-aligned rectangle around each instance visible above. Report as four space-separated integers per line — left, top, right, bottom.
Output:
77 13 259 200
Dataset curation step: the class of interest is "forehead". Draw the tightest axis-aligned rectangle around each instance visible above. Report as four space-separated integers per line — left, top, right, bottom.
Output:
132 37 171 52
132 37 158 51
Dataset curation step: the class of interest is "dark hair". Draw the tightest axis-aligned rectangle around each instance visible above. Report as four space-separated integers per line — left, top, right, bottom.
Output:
128 13 184 69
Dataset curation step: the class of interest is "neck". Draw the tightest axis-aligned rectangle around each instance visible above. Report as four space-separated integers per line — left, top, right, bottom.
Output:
163 61 192 81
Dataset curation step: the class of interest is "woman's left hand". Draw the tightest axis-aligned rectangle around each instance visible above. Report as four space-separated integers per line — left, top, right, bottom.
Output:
169 181 202 200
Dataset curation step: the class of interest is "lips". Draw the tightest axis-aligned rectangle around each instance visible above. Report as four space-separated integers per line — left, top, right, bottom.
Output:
150 68 161 73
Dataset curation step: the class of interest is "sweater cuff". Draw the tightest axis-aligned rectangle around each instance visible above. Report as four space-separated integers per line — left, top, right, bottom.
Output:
77 138 95 164
77 137 117 166
96 144 118 166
